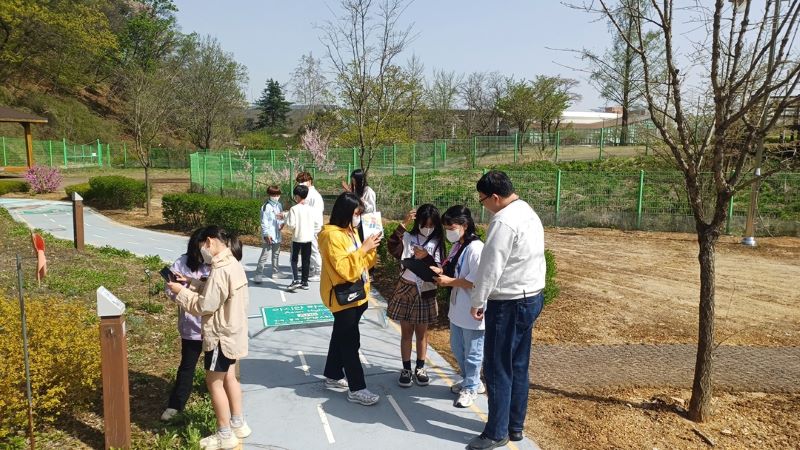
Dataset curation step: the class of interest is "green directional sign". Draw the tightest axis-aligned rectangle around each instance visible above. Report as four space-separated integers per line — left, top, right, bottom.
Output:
260 304 334 327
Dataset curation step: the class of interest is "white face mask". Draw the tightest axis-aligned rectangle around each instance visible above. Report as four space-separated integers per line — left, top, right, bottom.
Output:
352 215 362 228
269 196 280 203
445 228 462 243
419 227 434 237
200 246 214 264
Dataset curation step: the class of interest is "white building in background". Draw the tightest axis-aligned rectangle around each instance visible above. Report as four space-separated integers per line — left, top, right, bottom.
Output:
560 111 622 127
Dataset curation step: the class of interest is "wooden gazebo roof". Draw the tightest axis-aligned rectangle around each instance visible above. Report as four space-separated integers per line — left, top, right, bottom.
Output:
0 106 48 124
0 106 48 171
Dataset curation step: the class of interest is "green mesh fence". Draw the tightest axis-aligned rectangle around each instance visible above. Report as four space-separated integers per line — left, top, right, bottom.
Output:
188 151 800 235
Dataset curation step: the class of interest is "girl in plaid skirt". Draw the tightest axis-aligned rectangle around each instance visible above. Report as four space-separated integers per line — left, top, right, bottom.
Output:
387 204 445 387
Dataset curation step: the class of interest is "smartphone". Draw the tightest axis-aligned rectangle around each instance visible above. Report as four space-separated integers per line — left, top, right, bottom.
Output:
159 266 177 283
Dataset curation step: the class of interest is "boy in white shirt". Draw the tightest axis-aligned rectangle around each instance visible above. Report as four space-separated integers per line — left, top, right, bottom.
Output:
285 184 321 291
295 172 324 281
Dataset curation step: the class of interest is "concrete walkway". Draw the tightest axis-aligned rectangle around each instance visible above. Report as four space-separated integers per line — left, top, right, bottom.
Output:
1 198 539 450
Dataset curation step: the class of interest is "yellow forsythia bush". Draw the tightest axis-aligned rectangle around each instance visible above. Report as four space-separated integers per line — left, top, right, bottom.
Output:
0 297 100 439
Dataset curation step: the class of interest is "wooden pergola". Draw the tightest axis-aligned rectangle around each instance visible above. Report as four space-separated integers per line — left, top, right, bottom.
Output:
0 106 48 171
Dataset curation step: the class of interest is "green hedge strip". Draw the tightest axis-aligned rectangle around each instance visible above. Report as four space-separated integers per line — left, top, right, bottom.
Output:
0 180 30 195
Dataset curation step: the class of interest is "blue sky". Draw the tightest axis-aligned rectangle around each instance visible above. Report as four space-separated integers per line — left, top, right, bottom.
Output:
173 0 612 110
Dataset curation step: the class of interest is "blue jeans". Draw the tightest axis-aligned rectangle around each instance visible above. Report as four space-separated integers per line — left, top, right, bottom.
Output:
483 292 544 440
450 324 485 391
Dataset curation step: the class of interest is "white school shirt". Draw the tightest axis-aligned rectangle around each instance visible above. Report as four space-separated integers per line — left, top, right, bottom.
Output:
447 240 485 330
306 186 325 227
285 203 321 243
361 186 377 213
400 232 443 293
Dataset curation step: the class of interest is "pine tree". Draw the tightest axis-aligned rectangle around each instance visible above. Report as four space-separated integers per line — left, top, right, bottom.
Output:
255 79 292 130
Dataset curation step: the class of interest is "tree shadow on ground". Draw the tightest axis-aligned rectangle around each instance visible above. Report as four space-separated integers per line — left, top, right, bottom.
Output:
530 384 687 416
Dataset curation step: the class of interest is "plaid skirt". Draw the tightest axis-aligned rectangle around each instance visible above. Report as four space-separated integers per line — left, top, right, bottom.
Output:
387 278 438 325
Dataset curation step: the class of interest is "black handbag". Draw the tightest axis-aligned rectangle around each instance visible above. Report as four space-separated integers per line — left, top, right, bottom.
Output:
330 279 367 306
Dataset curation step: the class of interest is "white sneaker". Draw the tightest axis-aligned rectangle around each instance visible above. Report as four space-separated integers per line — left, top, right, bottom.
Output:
308 274 321 282
451 381 486 394
199 431 238 449
347 388 380 406
455 389 477 408
271 272 287 279
160 408 178 421
324 377 349 390
232 422 251 439
253 274 263 284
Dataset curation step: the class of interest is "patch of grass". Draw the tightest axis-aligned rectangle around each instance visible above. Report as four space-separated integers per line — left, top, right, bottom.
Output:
45 265 126 297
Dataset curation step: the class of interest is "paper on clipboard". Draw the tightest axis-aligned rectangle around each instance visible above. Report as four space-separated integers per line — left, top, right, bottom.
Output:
361 212 383 239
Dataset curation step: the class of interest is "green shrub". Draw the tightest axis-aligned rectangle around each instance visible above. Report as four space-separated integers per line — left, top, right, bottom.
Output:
88 175 146 210
0 180 30 195
162 193 261 235
0 297 100 441
64 182 92 200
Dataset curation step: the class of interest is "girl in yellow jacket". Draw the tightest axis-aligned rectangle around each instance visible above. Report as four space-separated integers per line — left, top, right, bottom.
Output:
168 226 250 450
318 192 382 405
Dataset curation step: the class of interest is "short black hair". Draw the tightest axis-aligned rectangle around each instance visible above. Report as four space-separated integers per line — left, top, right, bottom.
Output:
476 170 514 198
442 205 477 239
329 192 364 228
293 184 309 199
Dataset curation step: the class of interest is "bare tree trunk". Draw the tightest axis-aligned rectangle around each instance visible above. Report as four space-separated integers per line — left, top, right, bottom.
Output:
688 225 718 422
144 165 152 217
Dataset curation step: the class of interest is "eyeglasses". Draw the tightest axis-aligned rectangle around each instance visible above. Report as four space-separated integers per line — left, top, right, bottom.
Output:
478 195 490 204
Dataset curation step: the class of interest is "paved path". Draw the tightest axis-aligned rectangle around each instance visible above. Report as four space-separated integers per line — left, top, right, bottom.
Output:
1 199 538 450
530 343 800 393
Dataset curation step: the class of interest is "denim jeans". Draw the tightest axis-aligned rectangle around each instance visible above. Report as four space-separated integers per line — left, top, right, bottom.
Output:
450 324 485 392
483 292 544 440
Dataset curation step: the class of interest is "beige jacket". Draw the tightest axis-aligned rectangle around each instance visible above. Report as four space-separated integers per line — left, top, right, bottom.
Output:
176 248 249 359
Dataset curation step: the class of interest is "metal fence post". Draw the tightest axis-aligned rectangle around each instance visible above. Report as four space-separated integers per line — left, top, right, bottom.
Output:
555 131 560 162
250 158 256 199
392 143 397 176
123 142 128 167
636 170 645 229
202 154 207 194
472 136 477 169
289 161 295 194
219 154 224 195
599 128 605 159
97 139 103 167
1 136 5 166
555 170 562 226
48 140 53 167
63 138 68 168
411 166 417 208
432 143 437 170
480 168 487 223
227 150 233 182
442 140 447 166
513 133 519 164
271 149 276 167
726 195 734 234
412 143 417 167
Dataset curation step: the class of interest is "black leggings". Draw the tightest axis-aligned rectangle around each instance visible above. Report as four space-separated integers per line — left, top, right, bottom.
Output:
167 339 203 410
324 302 368 392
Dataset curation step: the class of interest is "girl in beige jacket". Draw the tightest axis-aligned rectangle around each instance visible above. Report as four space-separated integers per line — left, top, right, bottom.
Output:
168 226 250 450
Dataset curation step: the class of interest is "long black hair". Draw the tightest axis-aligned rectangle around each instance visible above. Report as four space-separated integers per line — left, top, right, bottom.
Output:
409 203 445 261
350 169 368 198
185 227 206 272
200 226 243 261
441 205 478 241
329 192 364 229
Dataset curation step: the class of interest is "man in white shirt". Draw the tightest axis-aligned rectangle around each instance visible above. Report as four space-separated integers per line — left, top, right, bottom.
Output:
467 170 546 450
296 172 324 281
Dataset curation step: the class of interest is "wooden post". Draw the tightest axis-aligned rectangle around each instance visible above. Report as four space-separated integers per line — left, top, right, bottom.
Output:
23 122 34 168
97 303 131 450
72 193 85 251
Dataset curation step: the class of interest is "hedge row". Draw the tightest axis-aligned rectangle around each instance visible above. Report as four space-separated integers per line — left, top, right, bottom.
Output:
162 193 262 235
63 176 146 210
0 180 30 195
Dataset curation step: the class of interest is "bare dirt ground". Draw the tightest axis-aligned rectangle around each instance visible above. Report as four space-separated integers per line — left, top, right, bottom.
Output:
537 227 800 347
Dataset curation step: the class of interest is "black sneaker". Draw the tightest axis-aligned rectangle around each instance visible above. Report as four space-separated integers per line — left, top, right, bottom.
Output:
398 369 413 387
286 281 301 292
467 433 510 450
414 367 430 386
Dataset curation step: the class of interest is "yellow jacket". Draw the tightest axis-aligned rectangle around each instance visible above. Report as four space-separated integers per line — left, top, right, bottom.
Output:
318 224 377 313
